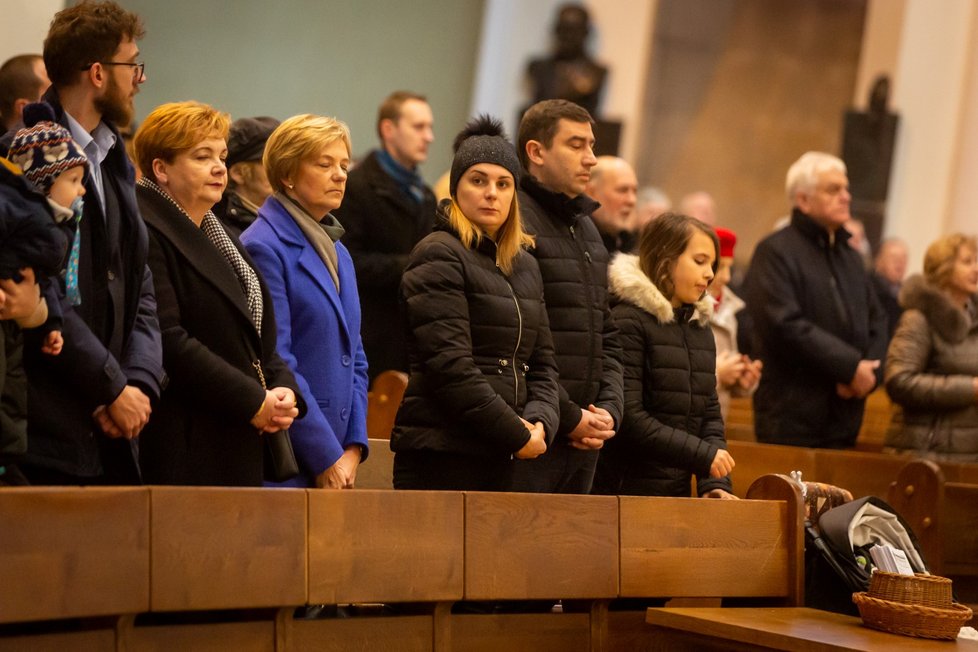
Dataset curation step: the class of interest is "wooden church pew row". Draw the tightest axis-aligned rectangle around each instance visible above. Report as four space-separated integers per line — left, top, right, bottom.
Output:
888 459 978 607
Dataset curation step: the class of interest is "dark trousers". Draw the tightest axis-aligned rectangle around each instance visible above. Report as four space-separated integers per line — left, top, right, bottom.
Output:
393 450 513 492
507 441 599 494
19 464 110 486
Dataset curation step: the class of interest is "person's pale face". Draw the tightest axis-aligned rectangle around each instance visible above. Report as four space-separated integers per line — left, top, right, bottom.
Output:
798 169 851 231
154 136 227 221
455 163 515 238
589 163 637 234
709 256 733 299
876 242 908 284
286 139 350 218
383 99 434 169
948 245 978 301
670 230 716 307
94 38 144 128
531 119 597 197
48 165 86 210
230 160 274 207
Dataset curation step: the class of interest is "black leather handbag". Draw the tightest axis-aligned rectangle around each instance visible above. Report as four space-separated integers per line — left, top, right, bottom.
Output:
264 429 299 482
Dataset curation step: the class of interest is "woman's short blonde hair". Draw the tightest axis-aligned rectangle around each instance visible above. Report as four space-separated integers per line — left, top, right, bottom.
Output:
133 101 230 183
924 233 978 290
263 114 352 194
444 194 533 276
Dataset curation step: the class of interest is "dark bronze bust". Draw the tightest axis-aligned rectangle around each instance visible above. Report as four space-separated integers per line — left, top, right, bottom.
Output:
526 4 608 117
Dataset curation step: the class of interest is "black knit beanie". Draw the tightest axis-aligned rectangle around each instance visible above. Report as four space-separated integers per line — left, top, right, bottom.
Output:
449 115 521 197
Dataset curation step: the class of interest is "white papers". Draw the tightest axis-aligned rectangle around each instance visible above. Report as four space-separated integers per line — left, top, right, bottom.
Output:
869 544 915 576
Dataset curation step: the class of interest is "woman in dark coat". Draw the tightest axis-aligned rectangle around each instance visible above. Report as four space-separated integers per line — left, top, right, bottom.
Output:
593 213 736 498
132 101 303 486
391 116 559 491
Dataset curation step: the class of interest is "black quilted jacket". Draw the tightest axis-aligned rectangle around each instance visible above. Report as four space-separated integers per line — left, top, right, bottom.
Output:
518 175 623 438
391 211 560 457
592 254 732 497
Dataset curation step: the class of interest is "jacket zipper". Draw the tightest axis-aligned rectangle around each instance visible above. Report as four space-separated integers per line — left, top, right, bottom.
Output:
503 271 523 401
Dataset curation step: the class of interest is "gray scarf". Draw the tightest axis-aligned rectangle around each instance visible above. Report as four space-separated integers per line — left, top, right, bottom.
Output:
275 192 345 292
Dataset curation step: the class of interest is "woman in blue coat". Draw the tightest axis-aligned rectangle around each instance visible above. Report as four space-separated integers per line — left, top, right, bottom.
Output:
242 115 368 488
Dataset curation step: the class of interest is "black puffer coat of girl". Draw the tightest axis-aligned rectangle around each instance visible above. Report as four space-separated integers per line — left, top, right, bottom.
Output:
391 211 560 458
593 254 732 497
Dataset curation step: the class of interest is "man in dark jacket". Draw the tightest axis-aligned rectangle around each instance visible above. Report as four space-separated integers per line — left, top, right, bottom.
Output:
1 1 164 483
744 151 887 449
332 91 436 381
510 99 624 494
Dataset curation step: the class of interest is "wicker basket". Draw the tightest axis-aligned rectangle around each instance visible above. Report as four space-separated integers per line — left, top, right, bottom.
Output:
852 571 973 640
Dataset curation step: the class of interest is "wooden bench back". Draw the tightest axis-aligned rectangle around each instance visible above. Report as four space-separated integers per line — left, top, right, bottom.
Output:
619 491 803 604
0 487 149 624
366 369 408 440
887 459 978 581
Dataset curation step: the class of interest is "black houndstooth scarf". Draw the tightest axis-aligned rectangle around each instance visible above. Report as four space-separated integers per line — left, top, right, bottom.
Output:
138 177 263 333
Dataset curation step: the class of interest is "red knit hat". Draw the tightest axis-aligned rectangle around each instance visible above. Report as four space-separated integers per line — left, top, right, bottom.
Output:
715 227 736 258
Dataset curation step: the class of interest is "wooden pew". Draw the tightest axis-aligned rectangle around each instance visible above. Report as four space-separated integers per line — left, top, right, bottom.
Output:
606 481 804 651
366 369 408 440
0 487 149 650
356 437 394 489
724 396 756 442
1 486 804 652
888 460 978 606
854 388 895 452
721 388 898 452
727 439 816 497
455 492 618 651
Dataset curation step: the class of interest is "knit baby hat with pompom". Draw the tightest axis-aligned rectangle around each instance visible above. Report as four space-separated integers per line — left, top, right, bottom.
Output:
8 102 87 194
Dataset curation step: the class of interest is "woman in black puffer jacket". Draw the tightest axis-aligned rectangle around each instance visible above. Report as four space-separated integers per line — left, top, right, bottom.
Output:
593 213 736 498
391 117 559 491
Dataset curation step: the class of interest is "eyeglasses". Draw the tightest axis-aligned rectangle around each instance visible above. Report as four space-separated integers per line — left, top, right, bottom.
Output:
81 61 145 81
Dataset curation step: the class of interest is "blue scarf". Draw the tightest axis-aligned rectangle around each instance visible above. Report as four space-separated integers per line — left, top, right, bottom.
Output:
376 149 426 204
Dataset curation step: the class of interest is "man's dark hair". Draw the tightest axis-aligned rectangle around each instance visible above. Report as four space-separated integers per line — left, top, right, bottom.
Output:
517 99 593 169
376 90 427 140
43 0 145 88
0 55 45 129
638 212 719 301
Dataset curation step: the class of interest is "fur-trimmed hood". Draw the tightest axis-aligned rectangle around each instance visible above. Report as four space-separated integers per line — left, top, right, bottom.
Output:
899 274 977 344
608 253 713 325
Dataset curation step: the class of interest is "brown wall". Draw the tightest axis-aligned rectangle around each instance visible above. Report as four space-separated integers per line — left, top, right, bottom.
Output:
635 0 866 264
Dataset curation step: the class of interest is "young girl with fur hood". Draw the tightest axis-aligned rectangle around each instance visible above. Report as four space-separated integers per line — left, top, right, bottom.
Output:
592 213 736 498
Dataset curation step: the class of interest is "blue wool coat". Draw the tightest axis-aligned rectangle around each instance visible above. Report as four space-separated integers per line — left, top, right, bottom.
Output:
242 197 369 487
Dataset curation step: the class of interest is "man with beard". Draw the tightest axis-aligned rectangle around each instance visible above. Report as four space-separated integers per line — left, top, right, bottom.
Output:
1 1 164 484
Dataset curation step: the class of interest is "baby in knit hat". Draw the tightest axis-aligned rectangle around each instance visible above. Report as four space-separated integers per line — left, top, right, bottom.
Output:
6 102 91 355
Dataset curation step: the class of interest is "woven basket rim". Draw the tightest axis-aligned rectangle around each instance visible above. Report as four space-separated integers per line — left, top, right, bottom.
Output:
853 592 973 640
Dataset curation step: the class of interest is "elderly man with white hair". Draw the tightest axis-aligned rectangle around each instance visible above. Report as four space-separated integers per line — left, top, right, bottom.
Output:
743 151 887 449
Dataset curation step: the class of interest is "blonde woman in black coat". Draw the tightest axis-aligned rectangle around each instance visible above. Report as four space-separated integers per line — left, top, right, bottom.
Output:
391 117 559 491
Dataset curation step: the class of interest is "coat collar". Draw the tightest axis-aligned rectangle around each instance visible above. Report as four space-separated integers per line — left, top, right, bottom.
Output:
789 207 851 250
257 196 352 342
609 254 712 325
899 274 977 343
520 174 600 226
137 184 258 334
